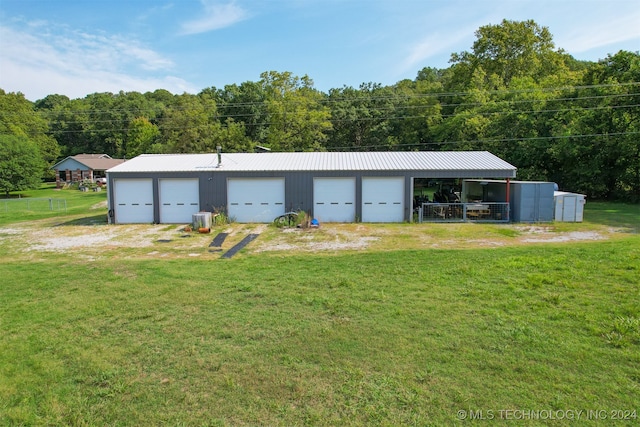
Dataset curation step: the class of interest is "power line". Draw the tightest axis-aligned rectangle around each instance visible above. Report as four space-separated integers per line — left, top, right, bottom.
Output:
1 82 638 147
6 81 637 117
4 89 638 126
13 102 638 133
323 131 640 151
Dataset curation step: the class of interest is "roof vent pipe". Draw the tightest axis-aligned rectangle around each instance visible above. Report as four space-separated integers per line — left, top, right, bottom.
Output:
216 146 222 167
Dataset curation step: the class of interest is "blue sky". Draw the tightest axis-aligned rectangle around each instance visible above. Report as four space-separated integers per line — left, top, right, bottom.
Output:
1 0 639 101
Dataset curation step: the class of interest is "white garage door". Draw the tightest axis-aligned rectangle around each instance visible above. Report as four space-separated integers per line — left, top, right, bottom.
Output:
228 178 285 223
159 179 200 223
362 177 405 222
313 178 356 222
114 179 154 223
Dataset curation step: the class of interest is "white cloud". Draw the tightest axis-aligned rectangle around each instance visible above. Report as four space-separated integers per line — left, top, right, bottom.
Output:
180 0 248 35
395 24 478 76
46 29 175 73
401 33 462 71
555 12 640 53
0 24 196 100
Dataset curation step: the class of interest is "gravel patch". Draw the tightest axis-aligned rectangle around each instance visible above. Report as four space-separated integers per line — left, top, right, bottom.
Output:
256 235 379 252
7 221 194 253
2 218 617 256
0 227 22 235
521 231 605 243
29 230 120 251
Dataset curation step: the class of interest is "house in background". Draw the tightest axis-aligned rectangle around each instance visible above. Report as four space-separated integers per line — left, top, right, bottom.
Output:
52 154 126 188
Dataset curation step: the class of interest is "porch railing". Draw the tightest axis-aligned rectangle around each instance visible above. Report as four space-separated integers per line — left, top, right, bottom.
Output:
418 202 509 223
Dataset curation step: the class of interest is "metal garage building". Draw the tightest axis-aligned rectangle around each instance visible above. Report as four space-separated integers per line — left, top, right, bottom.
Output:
106 151 517 224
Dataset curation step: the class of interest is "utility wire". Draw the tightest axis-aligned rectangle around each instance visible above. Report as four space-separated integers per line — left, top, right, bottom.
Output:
9 102 638 133
13 91 636 124
323 131 640 151
9 81 638 117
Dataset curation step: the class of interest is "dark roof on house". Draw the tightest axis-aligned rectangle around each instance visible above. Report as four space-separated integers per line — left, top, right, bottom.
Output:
73 153 112 160
52 154 126 171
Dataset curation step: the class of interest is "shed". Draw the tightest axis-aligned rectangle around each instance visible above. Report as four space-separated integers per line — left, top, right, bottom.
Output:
52 154 126 188
510 181 555 223
106 151 517 224
554 191 586 222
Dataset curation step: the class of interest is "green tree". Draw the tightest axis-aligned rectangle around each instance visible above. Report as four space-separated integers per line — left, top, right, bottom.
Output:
206 82 268 144
0 135 45 197
432 67 499 150
0 90 60 176
438 20 596 189
158 93 222 153
126 117 160 157
549 51 640 199
327 83 402 151
34 94 71 111
389 75 443 151
79 92 118 154
260 71 331 151
35 95 89 158
82 91 159 156
211 118 255 153
449 19 568 87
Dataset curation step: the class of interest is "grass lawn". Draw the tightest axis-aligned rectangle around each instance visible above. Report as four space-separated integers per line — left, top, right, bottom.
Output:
0 183 106 227
1 186 639 425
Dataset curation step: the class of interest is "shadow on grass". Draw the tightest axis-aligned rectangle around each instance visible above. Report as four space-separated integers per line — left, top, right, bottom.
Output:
585 202 640 233
54 214 108 227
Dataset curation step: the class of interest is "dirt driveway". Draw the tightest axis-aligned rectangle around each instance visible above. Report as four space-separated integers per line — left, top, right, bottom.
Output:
0 214 622 260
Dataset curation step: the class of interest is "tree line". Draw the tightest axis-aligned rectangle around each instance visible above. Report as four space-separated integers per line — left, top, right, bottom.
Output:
1 20 639 200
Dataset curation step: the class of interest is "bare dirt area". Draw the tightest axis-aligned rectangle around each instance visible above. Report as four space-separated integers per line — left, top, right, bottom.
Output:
253 225 382 252
0 216 269 259
516 226 606 243
0 217 621 258
249 223 616 253
2 217 191 256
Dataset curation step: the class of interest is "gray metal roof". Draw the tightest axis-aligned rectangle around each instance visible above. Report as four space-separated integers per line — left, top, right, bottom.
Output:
107 151 516 174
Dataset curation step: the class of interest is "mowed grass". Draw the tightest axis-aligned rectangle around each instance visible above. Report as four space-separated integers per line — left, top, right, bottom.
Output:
1 188 639 425
0 183 107 227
